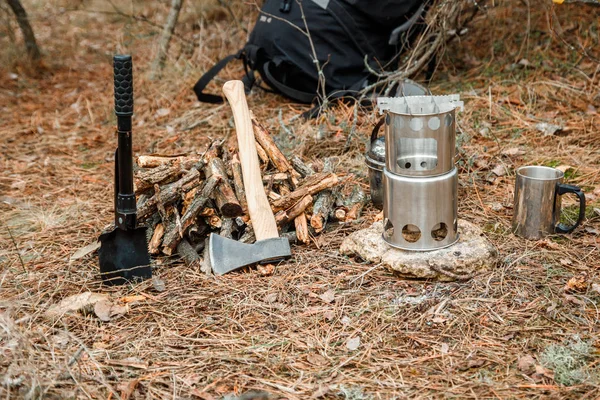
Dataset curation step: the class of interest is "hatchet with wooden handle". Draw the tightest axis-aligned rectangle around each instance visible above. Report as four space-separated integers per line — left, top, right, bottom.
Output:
208 81 291 275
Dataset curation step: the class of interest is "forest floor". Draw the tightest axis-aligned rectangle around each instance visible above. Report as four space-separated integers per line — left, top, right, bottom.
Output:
1 0 599 399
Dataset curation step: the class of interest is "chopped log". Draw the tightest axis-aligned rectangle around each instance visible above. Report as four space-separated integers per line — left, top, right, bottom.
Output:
219 218 234 239
250 112 291 172
239 223 255 244
310 158 337 233
205 157 243 217
231 153 248 213
136 154 198 168
256 142 270 165
154 184 167 220
332 207 347 222
294 213 310 244
137 168 201 220
161 175 220 253
250 112 299 187
207 215 222 229
271 173 339 212
290 155 315 178
188 219 210 243
262 172 289 184
275 195 313 226
135 158 201 193
203 139 223 163
268 191 282 201
161 206 179 255
148 223 165 255
177 238 202 270
345 186 367 221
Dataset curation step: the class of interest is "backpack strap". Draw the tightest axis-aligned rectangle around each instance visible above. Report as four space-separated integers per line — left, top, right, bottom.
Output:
262 61 316 104
193 51 242 103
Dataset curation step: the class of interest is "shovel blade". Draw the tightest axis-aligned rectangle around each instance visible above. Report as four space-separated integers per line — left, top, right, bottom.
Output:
208 233 291 275
98 227 151 285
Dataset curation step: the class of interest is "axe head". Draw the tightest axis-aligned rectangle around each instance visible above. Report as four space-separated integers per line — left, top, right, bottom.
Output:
208 233 291 275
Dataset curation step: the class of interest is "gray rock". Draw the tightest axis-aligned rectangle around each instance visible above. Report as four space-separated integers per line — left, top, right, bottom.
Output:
340 220 497 281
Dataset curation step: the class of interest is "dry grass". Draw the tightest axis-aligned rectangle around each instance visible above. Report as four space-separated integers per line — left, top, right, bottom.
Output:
1 0 600 399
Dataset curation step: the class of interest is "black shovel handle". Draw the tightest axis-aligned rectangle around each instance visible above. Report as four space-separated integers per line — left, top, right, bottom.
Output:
113 55 136 230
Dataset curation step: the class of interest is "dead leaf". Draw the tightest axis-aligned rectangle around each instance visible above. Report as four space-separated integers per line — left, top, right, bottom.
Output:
310 385 330 399
319 289 336 304
585 227 599 235
324 310 335 321
586 104 597 115
563 294 586 306
591 283 600 295
535 122 563 136
152 277 166 292
45 292 109 318
491 164 507 177
264 293 278 303
307 353 328 366
94 300 129 322
501 147 525 156
533 364 554 380
441 343 449 354
459 359 485 371
257 264 274 276
154 108 170 118
564 273 588 293
70 241 101 261
555 165 573 173
346 336 360 351
517 355 536 374
341 316 351 325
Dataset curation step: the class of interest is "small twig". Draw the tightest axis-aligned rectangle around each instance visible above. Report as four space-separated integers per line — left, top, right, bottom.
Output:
4 223 26 274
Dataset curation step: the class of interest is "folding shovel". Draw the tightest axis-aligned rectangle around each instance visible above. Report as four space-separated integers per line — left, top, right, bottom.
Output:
98 55 152 285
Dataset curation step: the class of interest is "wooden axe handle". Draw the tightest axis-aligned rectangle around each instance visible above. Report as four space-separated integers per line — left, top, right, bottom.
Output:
222 81 279 241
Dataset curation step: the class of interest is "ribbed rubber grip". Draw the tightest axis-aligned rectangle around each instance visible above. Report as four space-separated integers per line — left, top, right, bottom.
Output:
113 55 133 116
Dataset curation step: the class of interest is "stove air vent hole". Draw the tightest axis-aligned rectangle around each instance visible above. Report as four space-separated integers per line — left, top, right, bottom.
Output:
431 223 448 241
384 219 394 240
402 224 421 243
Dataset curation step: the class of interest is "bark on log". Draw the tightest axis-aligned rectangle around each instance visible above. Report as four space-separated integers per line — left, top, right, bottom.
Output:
219 218 234 239
231 153 248 213
136 155 199 168
256 142 270 165
345 186 367 221
275 195 313 226
250 113 291 173
262 173 290 184
310 158 336 233
148 223 165 255
271 173 339 212
137 168 201 220
161 175 220 252
205 157 243 217
177 238 202 270
290 155 315 178
294 213 310 244
135 158 200 193
160 206 180 255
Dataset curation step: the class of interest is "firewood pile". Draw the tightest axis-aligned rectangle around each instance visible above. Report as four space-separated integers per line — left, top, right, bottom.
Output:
134 114 367 269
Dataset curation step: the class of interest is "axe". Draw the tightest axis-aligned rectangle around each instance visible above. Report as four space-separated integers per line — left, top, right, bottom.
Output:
208 80 291 275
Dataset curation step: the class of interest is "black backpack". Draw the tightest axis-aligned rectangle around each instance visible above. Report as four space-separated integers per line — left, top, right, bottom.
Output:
193 0 428 105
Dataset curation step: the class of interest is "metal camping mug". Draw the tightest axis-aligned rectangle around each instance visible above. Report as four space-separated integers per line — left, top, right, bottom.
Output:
512 166 586 240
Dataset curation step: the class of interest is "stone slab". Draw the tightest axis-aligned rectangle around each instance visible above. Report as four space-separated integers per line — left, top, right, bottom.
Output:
340 219 497 281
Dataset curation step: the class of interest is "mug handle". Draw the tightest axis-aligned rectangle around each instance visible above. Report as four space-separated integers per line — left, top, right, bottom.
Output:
370 115 385 149
555 183 586 234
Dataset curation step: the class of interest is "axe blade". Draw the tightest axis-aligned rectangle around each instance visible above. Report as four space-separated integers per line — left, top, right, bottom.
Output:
208 233 291 275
